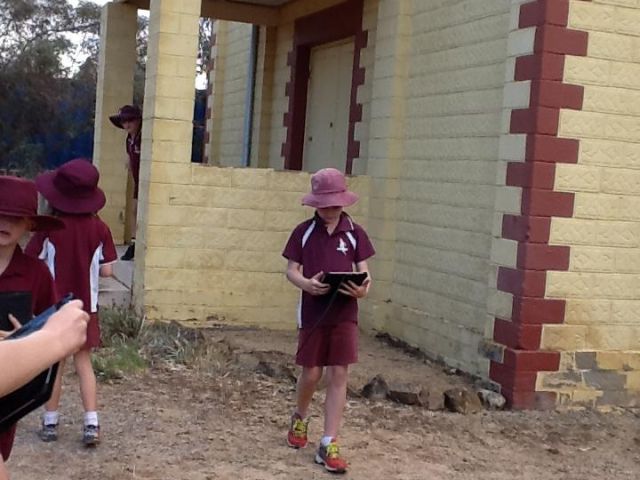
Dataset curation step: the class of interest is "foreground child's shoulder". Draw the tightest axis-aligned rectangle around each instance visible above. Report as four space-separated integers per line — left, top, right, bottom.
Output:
352 221 369 236
18 250 53 285
21 251 49 272
93 215 114 234
291 217 316 234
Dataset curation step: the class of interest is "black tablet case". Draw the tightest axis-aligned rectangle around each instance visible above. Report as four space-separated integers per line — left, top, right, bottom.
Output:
0 292 31 332
321 272 368 294
0 295 71 432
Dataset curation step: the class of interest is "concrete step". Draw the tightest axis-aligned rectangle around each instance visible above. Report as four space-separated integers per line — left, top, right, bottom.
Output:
99 245 134 309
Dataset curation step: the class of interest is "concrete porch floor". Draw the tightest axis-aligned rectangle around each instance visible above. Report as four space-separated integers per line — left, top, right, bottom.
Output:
98 245 133 309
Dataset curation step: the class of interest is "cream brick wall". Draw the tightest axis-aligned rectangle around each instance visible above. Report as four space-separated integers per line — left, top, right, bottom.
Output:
359 0 410 344
157 0 512 378
251 26 277 168
377 0 511 376
141 166 370 327
208 22 253 167
540 0 640 407
267 21 293 169
93 2 138 244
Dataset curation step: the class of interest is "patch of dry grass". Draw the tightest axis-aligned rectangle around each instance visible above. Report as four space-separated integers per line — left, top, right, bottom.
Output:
93 307 231 381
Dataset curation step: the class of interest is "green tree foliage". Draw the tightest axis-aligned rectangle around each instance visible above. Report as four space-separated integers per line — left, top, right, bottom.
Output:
0 1 212 173
0 0 101 172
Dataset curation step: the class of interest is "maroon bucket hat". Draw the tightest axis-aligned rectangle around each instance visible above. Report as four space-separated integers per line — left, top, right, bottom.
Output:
35 158 106 214
301 168 358 209
0 176 65 231
109 104 142 129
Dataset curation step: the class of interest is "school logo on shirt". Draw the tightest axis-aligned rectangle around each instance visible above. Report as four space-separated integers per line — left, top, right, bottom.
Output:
337 238 349 255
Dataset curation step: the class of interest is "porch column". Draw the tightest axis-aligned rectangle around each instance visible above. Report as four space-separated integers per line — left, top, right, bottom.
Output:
93 2 138 244
133 0 201 309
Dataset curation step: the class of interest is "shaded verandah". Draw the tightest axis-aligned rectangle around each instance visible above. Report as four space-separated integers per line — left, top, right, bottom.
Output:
92 0 388 330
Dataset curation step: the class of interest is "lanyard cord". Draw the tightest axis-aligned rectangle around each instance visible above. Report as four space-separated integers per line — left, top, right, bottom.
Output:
295 287 342 357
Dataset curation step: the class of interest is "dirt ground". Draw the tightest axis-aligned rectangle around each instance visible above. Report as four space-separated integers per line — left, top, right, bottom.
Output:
8 326 640 480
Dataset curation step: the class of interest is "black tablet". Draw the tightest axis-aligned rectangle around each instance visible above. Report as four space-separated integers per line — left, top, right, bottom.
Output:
0 294 73 432
321 272 368 293
0 292 32 332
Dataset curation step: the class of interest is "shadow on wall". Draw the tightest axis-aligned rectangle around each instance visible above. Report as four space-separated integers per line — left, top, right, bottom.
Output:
192 89 207 164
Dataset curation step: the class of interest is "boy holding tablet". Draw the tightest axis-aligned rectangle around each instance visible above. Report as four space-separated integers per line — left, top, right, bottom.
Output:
0 175 64 472
282 168 375 474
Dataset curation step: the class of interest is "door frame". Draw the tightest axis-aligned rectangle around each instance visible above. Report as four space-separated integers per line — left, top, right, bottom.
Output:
281 0 367 174
303 39 355 172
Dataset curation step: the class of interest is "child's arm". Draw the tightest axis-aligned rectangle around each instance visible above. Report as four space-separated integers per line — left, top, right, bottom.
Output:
98 220 118 278
338 260 371 298
0 456 7 480
0 300 88 397
286 260 330 296
99 264 114 277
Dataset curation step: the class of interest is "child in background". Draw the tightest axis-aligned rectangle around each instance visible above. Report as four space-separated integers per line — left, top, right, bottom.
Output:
109 104 142 261
26 158 117 446
0 175 64 474
282 168 375 474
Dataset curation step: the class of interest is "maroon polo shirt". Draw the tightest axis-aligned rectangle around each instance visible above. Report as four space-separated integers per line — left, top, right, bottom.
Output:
26 214 117 315
283 213 375 329
0 246 58 315
126 129 141 199
0 245 58 460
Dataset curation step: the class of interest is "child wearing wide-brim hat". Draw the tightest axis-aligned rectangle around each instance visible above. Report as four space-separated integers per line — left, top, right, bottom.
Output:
0 175 63 467
110 104 142 261
282 168 375 474
26 158 117 447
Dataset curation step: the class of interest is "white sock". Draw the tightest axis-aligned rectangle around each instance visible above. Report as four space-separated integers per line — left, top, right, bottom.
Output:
321 436 333 447
43 411 59 426
84 411 99 427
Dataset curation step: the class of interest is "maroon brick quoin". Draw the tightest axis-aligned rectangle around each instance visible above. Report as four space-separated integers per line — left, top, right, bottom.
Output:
502 214 552 243
517 243 570 271
531 81 584 110
519 0 570 28
521 189 574 217
492 0 589 409
503 348 561 372
203 31 218 163
534 26 589 56
515 53 565 81
497 267 547 297
506 162 556 189
490 362 538 392
510 107 560 135
512 297 565 325
526 135 580 163
494 319 543 350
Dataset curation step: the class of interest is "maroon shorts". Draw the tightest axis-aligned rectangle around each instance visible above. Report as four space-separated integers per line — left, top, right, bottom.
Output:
0 424 16 461
85 312 101 349
296 322 358 367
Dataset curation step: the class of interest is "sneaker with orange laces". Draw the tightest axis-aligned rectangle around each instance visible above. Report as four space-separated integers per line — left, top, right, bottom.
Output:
315 438 347 473
286 413 309 449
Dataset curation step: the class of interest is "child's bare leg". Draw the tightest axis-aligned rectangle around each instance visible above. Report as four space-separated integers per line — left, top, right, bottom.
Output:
296 366 323 417
43 358 66 413
74 349 97 412
130 199 137 239
323 365 348 438
0 457 8 480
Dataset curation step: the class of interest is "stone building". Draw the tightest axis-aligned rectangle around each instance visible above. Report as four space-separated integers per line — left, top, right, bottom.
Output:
94 0 640 409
